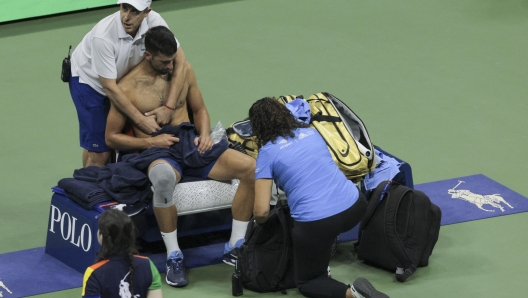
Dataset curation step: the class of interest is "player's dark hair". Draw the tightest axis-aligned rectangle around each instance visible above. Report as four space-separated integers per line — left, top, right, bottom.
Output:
145 25 178 57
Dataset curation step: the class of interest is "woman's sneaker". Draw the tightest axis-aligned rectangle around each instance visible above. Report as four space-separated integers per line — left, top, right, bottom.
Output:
166 250 188 287
350 277 389 298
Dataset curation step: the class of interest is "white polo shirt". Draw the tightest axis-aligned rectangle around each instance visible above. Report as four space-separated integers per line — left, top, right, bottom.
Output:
71 10 180 95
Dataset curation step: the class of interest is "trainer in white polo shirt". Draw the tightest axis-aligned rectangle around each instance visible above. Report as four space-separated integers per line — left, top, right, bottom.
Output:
69 0 187 167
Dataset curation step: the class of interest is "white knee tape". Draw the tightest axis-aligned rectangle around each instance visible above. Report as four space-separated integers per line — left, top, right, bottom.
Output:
149 162 176 208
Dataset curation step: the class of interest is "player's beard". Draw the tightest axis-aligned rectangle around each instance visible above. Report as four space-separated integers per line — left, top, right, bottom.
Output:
150 60 172 76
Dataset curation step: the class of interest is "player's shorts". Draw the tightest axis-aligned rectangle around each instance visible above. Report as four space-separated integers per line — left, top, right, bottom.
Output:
160 157 218 181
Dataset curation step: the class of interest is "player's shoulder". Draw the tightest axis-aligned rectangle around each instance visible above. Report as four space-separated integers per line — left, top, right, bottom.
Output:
119 71 149 92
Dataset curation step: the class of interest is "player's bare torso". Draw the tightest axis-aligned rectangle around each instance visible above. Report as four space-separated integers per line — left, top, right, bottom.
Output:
123 74 189 138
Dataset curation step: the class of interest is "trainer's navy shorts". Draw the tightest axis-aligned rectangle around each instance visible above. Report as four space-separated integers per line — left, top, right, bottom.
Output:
160 157 218 180
69 76 110 152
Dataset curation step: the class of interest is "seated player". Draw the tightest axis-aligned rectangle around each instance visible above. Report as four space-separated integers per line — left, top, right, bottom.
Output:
105 26 255 287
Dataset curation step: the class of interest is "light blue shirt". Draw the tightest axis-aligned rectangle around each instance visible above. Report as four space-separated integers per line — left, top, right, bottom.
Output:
255 128 358 222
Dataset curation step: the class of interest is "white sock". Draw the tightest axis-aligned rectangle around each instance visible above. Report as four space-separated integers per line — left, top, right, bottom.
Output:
229 219 249 247
161 230 180 257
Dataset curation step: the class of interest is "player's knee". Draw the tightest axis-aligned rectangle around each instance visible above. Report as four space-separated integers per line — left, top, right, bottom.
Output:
149 162 176 186
148 162 176 208
237 155 255 180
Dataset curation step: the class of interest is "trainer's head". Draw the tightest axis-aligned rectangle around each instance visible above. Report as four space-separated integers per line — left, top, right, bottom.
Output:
97 209 137 259
249 97 307 148
144 26 178 74
117 0 152 37
117 0 152 11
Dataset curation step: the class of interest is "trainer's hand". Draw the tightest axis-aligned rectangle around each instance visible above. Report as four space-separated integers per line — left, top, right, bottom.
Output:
145 106 173 126
147 134 179 148
194 135 213 154
136 115 161 135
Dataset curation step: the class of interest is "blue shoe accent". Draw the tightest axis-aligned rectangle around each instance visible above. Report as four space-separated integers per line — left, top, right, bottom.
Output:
166 251 188 287
223 238 244 266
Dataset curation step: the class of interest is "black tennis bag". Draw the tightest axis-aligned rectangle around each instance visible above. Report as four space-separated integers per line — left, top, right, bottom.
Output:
355 180 441 282
234 202 296 294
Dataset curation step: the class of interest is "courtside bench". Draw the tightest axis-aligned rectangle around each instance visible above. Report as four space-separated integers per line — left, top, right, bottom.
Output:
45 179 238 273
45 147 413 273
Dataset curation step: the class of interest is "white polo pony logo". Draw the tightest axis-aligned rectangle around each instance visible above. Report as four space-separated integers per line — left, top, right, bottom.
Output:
119 271 140 298
0 279 13 297
448 180 513 212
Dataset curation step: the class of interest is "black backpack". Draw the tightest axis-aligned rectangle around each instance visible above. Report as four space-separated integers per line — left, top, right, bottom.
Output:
234 202 296 294
355 180 442 282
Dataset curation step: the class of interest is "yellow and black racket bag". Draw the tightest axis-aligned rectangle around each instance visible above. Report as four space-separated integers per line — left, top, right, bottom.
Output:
226 119 259 159
279 92 376 181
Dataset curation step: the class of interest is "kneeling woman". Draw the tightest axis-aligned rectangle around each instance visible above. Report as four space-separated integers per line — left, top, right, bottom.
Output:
249 98 388 298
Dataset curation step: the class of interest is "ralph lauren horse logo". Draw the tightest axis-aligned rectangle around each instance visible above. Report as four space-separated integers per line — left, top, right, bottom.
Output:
0 279 13 297
448 180 514 212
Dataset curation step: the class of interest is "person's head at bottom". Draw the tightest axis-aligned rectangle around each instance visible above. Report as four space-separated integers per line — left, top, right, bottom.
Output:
97 209 138 258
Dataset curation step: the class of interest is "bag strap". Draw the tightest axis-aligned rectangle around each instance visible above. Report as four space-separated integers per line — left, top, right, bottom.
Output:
308 93 337 123
307 93 350 151
239 218 265 292
242 218 258 247
226 126 235 136
359 181 389 236
311 111 341 123
269 204 292 290
382 182 431 282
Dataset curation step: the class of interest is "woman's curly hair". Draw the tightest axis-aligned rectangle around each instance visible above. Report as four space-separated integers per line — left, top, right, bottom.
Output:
249 97 308 148
97 209 138 296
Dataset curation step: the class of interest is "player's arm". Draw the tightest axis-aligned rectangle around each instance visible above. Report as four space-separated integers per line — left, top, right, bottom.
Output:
105 104 178 152
185 65 213 154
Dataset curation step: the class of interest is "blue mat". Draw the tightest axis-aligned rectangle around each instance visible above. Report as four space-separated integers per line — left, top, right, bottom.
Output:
0 247 83 297
415 174 528 225
1 174 527 297
0 244 226 297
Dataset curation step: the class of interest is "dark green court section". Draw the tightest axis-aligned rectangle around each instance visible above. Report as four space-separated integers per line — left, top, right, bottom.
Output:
0 0 115 23
0 0 526 297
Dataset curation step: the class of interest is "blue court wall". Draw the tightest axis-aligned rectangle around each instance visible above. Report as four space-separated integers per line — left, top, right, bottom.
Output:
1 0 115 23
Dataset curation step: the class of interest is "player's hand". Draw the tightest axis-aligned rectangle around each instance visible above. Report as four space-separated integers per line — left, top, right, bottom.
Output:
147 134 179 148
145 106 173 126
194 134 213 154
137 115 161 135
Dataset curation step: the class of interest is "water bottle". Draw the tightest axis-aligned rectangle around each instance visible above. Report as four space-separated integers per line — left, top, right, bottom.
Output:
231 259 243 296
